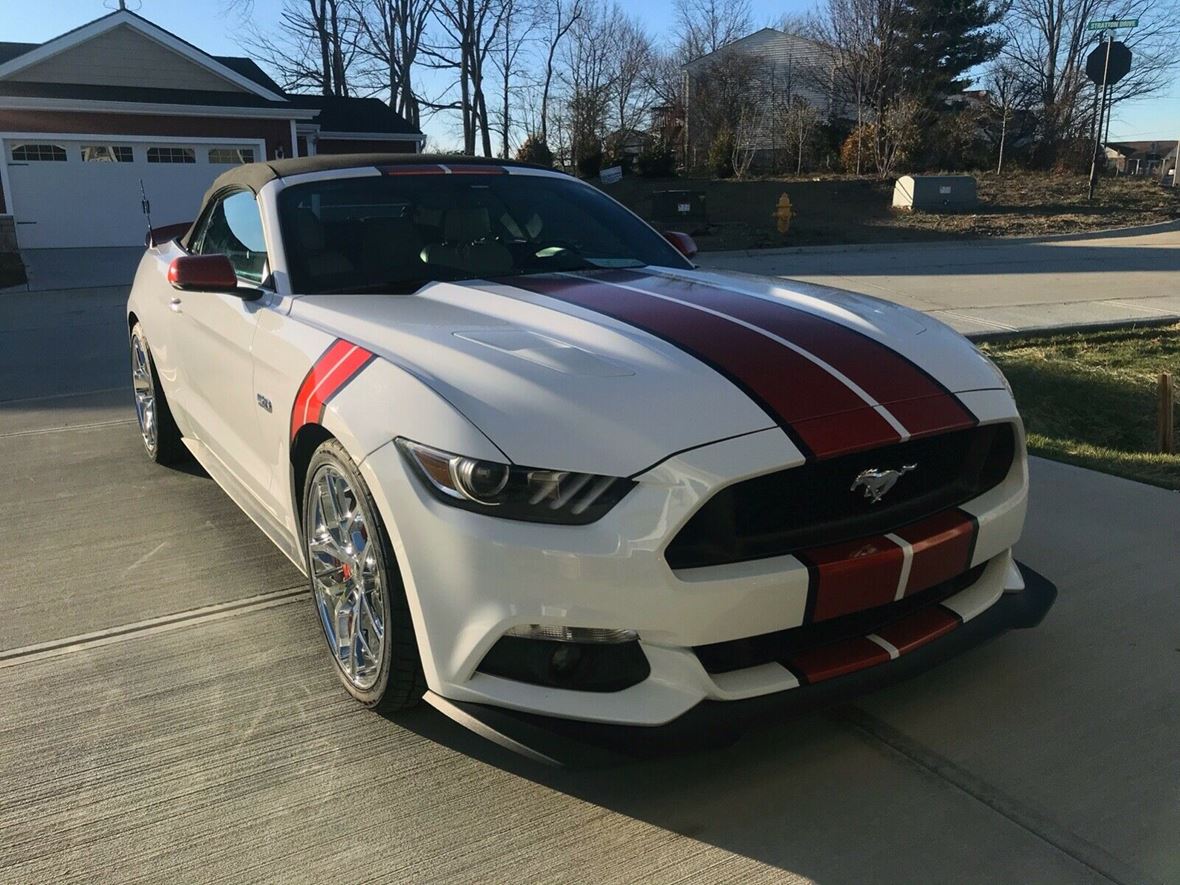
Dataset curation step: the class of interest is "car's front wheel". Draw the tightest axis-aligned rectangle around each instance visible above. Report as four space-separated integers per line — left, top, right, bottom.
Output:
303 439 426 712
129 321 184 464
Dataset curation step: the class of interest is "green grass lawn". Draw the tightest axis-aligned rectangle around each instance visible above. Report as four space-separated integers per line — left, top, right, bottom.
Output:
980 325 1180 489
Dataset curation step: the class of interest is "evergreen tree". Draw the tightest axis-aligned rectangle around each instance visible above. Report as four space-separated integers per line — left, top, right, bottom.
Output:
897 0 1005 103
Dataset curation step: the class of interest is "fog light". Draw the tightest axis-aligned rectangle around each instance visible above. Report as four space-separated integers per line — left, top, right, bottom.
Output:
477 630 650 692
549 643 582 676
504 624 639 644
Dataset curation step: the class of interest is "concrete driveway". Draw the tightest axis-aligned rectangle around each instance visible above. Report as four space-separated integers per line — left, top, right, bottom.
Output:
3 246 143 292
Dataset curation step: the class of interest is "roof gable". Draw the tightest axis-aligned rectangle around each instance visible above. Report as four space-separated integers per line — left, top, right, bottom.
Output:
0 11 284 101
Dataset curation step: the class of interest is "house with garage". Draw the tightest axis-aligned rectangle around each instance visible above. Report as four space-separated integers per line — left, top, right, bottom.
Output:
0 9 423 249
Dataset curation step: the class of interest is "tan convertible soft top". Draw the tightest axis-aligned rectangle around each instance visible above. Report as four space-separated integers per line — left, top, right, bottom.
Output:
184 153 550 247
202 153 542 201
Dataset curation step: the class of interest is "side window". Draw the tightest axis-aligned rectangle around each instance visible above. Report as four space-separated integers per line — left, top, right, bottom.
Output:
194 191 268 283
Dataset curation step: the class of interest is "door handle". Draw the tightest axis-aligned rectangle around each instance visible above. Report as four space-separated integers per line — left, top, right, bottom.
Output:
169 297 182 313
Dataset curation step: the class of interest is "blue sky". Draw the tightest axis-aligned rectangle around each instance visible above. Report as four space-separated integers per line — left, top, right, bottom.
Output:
2 0 1176 146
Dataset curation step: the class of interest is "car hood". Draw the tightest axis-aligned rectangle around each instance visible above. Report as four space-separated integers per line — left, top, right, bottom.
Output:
291 266 1006 476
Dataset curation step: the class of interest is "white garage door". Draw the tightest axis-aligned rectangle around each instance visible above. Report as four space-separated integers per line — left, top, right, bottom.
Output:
2 136 266 248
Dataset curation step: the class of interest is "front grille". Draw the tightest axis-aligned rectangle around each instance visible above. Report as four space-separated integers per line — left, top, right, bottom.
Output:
666 423 1015 570
694 563 985 674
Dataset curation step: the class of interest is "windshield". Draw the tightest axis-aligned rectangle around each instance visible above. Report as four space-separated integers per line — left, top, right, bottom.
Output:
276 170 692 295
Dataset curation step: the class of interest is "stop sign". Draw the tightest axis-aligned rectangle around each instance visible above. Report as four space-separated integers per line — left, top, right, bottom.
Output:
1086 41 1132 85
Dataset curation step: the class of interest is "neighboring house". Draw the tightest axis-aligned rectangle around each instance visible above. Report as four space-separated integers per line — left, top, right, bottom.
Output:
0 10 423 249
1103 140 1178 177
604 128 652 164
681 27 833 169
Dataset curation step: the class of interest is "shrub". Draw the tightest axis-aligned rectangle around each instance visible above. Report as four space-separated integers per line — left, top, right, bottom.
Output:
576 145 603 178
636 144 676 178
709 128 735 178
840 123 875 175
515 135 553 168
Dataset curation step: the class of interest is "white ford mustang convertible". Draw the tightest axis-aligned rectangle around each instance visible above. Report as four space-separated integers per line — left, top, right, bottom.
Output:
127 155 1054 758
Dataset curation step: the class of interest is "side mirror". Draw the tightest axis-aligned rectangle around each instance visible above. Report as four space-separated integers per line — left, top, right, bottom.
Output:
167 254 260 300
145 221 192 249
663 230 698 259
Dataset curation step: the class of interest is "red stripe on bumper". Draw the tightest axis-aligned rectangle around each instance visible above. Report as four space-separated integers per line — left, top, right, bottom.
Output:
787 636 892 684
875 606 961 655
509 274 900 459
895 510 978 596
799 536 904 622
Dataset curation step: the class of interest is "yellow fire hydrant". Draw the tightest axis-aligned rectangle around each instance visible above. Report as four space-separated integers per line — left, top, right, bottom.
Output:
773 193 793 237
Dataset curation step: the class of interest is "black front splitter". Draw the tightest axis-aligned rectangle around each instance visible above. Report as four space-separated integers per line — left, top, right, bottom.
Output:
426 562 1057 766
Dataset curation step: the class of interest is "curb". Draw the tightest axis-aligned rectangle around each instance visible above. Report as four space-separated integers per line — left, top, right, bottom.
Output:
698 217 1180 260
965 314 1180 343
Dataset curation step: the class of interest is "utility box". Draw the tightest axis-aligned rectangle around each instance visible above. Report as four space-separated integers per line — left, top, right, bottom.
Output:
892 175 977 211
651 190 707 229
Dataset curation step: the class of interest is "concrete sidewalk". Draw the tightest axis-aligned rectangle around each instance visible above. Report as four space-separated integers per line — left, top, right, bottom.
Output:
699 224 1180 335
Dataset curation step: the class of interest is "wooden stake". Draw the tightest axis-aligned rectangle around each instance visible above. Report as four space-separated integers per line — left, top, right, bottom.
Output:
1158 372 1175 455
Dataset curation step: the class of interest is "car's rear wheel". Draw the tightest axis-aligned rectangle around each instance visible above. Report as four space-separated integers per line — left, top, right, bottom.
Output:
130 321 185 464
303 439 425 711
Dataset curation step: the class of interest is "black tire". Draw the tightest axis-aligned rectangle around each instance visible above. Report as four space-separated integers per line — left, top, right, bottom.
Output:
303 438 426 712
130 321 185 465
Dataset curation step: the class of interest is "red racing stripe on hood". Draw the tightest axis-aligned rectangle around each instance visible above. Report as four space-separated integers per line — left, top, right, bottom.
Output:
508 274 901 460
603 269 977 439
290 339 376 441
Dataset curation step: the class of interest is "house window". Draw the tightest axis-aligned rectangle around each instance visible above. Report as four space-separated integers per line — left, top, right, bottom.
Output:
208 147 255 165
147 146 195 164
82 145 133 163
11 143 67 162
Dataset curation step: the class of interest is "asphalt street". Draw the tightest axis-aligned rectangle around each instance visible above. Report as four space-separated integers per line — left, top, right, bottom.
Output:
2 235 1179 882
699 223 1180 335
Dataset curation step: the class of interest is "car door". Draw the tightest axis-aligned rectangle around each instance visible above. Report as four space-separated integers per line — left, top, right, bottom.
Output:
172 189 274 504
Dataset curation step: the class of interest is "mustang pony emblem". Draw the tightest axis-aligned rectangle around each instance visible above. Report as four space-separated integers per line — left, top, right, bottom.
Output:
850 464 918 503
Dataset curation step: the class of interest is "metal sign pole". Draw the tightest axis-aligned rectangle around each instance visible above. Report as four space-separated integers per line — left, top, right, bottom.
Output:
1088 34 1113 200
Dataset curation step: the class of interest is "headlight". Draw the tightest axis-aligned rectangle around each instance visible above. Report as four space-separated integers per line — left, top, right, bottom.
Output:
396 439 635 524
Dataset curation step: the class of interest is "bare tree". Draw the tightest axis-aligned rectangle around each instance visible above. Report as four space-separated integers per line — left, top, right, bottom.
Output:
810 0 904 173
538 0 584 143
561 1 616 164
233 0 361 96
608 12 655 134
674 0 753 60
490 0 534 156
353 0 435 128
784 97 821 173
1002 0 1180 166
428 0 510 155
986 60 1022 172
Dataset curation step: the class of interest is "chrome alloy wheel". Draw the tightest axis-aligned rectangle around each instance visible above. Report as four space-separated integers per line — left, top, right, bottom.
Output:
307 464 388 690
131 331 157 453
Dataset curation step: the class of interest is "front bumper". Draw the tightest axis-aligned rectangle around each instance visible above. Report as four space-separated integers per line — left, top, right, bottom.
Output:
359 389 1030 728
425 562 1057 765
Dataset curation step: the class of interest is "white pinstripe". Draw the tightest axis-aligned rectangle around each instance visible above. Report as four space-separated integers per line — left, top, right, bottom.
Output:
302 345 359 426
564 272 912 439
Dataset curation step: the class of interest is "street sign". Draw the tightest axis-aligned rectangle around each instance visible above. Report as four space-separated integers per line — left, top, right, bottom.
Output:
1086 41 1132 86
1087 18 1138 29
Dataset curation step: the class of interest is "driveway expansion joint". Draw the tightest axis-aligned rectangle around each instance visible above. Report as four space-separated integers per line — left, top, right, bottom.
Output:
829 705 1159 885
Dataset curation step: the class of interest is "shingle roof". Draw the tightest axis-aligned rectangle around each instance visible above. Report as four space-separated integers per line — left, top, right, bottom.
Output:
0 26 421 137
0 79 293 109
285 94 420 135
